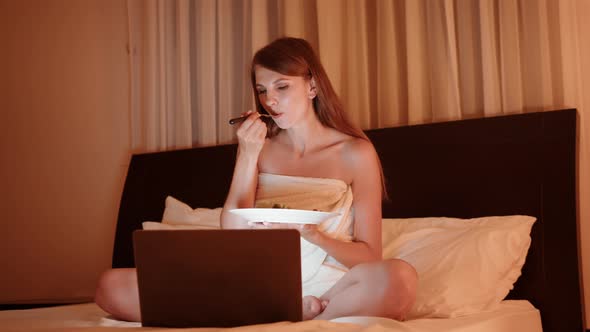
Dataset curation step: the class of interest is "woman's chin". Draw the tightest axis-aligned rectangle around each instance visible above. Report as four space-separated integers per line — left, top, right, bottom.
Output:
273 120 290 130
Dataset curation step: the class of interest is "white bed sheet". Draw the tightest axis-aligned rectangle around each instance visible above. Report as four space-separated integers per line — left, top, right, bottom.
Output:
0 300 541 332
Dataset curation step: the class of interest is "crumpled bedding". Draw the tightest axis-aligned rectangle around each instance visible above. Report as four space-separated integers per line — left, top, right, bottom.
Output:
0 300 541 332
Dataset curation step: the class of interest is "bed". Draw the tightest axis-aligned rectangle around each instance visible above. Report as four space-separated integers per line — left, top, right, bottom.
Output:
0 108 584 332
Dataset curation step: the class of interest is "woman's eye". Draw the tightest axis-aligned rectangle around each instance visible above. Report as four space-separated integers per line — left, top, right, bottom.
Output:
277 85 288 90
257 90 267 95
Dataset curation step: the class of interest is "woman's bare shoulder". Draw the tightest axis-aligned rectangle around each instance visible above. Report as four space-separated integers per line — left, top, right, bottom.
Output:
341 136 378 164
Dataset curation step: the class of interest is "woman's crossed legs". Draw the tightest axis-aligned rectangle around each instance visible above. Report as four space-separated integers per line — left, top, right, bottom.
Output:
303 259 417 320
95 258 417 322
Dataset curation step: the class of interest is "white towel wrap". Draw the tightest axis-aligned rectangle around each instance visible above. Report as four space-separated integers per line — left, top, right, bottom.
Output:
255 173 355 296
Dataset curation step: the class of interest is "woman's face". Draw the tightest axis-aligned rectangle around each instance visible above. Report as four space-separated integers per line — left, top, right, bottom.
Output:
254 65 314 129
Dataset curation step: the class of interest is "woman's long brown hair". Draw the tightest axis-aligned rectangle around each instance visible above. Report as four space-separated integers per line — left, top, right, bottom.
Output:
250 37 388 200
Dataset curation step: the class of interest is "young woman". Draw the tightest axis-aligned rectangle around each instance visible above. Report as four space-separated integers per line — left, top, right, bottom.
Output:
220 37 417 321
94 37 417 322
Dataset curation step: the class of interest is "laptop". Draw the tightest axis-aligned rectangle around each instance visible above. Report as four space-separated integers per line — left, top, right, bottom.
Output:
132 229 302 327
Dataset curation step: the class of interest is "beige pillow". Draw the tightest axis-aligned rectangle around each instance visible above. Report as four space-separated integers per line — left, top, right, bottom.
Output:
141 221 218 230
162 196 221 227
142 196 221 230
382 215 535 319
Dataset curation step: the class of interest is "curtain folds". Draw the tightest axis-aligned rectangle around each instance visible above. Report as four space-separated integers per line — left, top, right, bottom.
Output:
127 0 587 148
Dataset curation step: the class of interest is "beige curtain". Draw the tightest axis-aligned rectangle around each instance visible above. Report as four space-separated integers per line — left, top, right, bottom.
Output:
127 0 589 322
126 0 588 145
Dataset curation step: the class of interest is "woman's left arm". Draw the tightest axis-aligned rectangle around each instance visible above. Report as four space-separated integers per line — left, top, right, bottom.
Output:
301 139 383 268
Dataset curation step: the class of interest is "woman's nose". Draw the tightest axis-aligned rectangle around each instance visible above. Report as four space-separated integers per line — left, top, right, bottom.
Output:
264 93 277 107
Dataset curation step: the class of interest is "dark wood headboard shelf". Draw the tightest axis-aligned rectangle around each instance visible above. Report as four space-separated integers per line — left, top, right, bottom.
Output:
112 109 582 332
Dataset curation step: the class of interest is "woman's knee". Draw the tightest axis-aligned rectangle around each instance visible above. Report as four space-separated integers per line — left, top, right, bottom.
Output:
95 269 119 309
388 259 417 287
383 259 418 319
346 260 417 319
94 268 137 314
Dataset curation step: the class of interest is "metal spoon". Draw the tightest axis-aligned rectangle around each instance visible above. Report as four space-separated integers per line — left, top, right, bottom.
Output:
228 113 272 125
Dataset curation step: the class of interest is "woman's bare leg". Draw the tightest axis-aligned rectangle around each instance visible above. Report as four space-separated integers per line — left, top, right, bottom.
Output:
94 268 140 322
311 259 417 321
96 260 416 322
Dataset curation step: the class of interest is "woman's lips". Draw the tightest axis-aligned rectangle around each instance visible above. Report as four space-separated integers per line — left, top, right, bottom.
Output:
266 110 282 118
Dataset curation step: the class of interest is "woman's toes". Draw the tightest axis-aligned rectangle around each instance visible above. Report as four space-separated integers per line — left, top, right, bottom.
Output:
302 296 322 320
320 300 329 311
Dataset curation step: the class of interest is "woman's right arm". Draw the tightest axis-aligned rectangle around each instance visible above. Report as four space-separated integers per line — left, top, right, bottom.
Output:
220 112 267 229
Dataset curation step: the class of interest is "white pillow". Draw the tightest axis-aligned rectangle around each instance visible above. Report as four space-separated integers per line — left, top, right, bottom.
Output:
142 221 218 230
142 196 222 230
161 196 221 228
382 215 535 319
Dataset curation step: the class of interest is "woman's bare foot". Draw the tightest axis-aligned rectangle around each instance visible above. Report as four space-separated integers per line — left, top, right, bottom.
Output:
302 296 328 320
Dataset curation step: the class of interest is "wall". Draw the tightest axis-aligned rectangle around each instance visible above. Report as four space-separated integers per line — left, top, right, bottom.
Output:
576 0 590 325
0 0 129 303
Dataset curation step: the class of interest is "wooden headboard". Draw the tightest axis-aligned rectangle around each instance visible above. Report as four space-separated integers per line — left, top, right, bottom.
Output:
112 108 583 332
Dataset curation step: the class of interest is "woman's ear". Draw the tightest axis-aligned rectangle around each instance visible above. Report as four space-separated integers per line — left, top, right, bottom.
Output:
308 78 317 99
